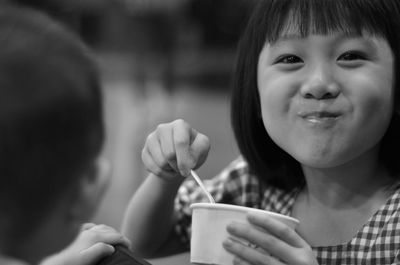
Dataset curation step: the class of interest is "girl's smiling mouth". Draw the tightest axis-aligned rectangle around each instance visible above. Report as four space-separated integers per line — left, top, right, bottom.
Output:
298 111 342 126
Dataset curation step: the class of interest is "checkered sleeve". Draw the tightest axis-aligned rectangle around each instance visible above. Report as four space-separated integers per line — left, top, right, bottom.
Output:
173 156 262 246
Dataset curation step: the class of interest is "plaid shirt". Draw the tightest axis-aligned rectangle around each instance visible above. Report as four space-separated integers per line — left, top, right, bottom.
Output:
174 157 400 265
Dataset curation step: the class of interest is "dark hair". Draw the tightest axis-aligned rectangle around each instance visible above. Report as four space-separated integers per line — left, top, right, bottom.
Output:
0 6 104 242
231 0 400 190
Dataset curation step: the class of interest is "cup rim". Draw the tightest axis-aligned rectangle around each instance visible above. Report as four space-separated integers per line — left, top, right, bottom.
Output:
190 202 299 224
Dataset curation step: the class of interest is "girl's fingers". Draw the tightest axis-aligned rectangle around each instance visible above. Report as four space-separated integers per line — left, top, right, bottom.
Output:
79 242 115 265
247 213 307 248
141 146 162 175
226 221 292 260
142 147 178 179
100 234 131 249
173 120 195 176
145 132 171 170
227 215 317 265
81 223 96 231
233 256 252 265
173 122 210 176
156 123 180 173
142 119 210 178
190 130 211 169
223 237 285 265
85 224 132 247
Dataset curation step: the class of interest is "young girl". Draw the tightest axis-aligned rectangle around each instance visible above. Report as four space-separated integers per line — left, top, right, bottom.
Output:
122 0 400 264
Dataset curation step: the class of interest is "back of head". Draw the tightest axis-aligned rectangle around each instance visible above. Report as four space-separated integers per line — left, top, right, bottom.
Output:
0 4 104 255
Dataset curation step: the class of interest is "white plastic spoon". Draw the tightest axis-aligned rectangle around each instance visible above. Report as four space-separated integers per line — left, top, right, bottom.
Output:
190 170 216 204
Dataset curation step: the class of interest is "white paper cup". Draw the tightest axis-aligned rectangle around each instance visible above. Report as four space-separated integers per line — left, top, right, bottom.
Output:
190 203 299 265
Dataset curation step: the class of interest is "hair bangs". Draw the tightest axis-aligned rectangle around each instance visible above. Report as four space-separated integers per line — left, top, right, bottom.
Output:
263 0 391 43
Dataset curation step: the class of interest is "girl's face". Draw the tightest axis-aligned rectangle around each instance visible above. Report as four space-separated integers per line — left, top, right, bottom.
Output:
257 32 394 168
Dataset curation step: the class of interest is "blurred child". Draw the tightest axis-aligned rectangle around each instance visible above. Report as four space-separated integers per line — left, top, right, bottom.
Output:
122 0 400 264
0 5 131 265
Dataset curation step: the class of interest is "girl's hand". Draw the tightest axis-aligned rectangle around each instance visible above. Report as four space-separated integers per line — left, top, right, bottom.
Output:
40 223 131 265
223 213 318 265
142 119 210 180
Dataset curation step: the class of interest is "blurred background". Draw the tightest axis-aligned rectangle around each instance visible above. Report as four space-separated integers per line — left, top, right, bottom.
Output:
7 0 256 263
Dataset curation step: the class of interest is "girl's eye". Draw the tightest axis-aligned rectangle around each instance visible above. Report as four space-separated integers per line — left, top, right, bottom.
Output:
337 51 366 61
275 55 303 64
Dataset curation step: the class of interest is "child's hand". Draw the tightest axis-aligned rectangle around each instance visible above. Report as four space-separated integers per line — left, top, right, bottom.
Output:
40 223 131 265
223 213 318 265
142 119 210 180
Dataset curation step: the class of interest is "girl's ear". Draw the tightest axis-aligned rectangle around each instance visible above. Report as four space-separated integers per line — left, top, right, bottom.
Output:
67 157 112 224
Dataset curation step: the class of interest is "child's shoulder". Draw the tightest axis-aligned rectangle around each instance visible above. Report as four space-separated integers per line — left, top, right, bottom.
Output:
215 156 261 189
219 156 250 179
213 156 296 213
213 156 286 194
217 156 283 192
386 181 400 209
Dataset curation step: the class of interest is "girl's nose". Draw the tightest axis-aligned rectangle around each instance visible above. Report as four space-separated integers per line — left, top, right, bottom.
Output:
300 65 340 100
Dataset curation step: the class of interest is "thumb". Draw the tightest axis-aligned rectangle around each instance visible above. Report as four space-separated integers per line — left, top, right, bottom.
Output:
78 243 115 265
190 130 210 170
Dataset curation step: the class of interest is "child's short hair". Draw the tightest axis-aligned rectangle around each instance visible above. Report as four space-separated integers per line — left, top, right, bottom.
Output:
231 0 400 190
0 5 104 243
